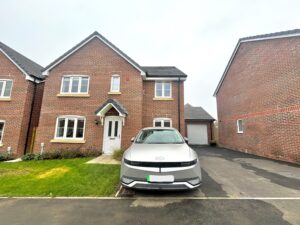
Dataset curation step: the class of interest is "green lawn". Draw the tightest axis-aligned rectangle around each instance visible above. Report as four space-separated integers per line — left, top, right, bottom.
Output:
0 158 120 197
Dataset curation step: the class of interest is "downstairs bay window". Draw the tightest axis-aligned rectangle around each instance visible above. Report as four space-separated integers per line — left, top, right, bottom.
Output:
54 116 86 141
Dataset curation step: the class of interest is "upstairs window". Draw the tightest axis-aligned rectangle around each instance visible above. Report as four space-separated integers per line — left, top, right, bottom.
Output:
153 118 172 128
110 75 120 92
237 119 244 133
0 121 5 144
61 76 89 94
55 116 85 139
155 81 171 98
0 80 13 98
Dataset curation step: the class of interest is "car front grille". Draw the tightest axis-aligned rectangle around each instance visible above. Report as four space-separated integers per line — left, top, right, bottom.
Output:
124 158 197 167
133 183 189 190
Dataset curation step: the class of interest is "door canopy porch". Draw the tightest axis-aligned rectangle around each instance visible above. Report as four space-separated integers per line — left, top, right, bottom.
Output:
95 99 128 125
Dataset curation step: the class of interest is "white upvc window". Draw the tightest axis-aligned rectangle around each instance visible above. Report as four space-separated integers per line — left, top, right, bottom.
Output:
110 75 120 92
0 120 5 144
153 118 172 128
0 79 13 98
155 81 172 98
54 116 86 139
237 119 244 133
60 76 89 94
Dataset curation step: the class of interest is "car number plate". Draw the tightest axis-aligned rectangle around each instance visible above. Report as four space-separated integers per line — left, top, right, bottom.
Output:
146 175 174 183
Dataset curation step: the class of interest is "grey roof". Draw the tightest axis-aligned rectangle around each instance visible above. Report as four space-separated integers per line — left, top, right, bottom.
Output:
0 42 44 80
43 31 143 73
184 104 214 121
95 99 128 115
142 66 187 78
214 29 300 96
240 29 300 42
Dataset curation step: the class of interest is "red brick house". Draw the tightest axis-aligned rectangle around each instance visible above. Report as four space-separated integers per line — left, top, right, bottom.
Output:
34 31 186 154
0 42 44 156
214 29 300 164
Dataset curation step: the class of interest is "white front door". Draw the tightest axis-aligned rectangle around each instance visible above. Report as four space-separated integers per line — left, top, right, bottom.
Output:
103 116 123 154
187 124 208 145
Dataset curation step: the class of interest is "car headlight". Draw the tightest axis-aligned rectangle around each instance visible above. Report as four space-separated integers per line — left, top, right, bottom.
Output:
181 159 197 167
121 176 134 184
187 177 201 186
124 158 140 166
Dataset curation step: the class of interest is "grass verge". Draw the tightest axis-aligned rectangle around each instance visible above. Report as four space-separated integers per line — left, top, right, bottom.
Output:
0 158 120 197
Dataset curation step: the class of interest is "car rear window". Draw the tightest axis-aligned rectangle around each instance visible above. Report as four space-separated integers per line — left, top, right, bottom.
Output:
135 129 184 144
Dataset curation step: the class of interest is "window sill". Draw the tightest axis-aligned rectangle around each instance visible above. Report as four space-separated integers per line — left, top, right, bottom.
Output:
0 143 3 147
57 93 90 98
108 91 121 95
50 139 86 144
237 131 244 134
153 97 174 101
0 97 11 101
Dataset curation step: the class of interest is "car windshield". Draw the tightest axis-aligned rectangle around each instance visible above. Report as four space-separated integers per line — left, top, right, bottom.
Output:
135 129 184 144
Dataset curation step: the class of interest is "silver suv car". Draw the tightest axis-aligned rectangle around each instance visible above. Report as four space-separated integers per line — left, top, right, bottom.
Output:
120 127 202 190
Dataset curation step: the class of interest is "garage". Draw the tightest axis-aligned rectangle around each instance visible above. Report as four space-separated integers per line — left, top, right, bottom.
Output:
184 104 215 145
187 124 208 145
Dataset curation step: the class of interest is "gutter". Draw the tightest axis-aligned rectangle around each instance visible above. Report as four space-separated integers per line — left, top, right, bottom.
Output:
178 78 181 132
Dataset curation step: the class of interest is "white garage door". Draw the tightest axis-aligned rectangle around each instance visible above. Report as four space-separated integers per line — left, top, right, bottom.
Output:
187 124 208 145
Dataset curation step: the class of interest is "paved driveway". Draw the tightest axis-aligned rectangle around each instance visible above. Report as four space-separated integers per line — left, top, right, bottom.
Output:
117 146 300 224
120 146 300 198
0 146 299 225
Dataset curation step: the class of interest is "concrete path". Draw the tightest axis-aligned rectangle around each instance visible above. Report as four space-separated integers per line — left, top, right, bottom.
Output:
4 158 22 163
86 154 120 164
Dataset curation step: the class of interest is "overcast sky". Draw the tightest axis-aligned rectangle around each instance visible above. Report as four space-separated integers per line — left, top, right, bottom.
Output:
1 0 299 118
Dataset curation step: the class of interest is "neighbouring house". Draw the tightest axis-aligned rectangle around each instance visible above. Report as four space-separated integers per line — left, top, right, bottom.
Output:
184 103 215 145
33 31 186 154
0 42 45 156
214 29 300 164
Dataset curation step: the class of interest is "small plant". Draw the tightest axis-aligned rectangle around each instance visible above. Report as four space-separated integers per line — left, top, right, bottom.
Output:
112 149 124 161
34 153 43 160
0 153 14 162
21 153 36 161
21 148 101 161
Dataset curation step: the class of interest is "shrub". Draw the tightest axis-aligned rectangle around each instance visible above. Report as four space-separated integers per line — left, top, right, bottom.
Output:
60 148 84 159
112 149 124 161
42 150 63 160
21 153 36 161
0 153 14 162
21 148 101 161
34 153 43 160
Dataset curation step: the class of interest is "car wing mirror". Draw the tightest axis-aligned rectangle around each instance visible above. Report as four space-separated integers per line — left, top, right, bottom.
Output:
131 137 135 142
184 137 188 143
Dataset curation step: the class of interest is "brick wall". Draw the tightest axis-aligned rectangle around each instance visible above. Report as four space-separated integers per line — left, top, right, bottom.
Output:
142 80 185 135
216 36 300 163
34 38 144 153
26 82 45 152
0 51 36 156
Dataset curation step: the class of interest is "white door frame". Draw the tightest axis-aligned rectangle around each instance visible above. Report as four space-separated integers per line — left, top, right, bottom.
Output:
102 116 123 154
